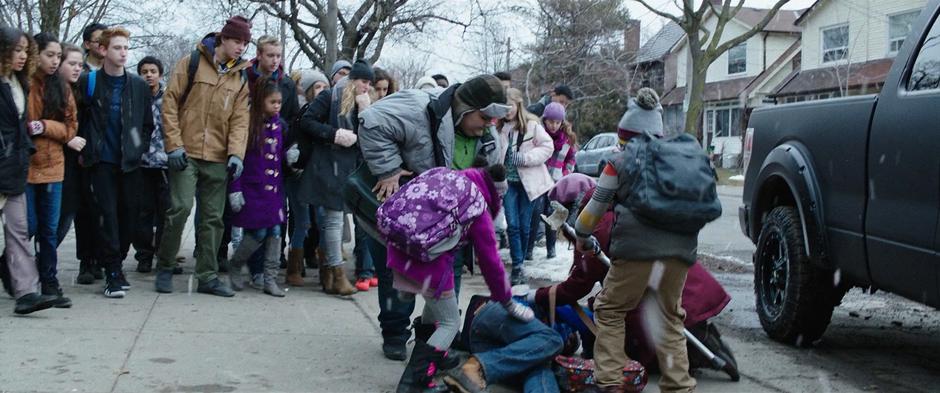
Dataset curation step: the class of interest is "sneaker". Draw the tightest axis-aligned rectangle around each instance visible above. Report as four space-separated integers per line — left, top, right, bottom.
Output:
41 283 72 308
116 271 131 290
77 260 95 285
196 278 235 297
382 341 407 361
355 278 370 291
155 269 173 293
92 263 104 280
546 248 556 259
14 292 58 314
369 277 379 287
510 269 525 286
136 260 153 273
104 279 126 298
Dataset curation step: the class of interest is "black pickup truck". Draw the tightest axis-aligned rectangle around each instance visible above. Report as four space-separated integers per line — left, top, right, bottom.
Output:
740 0 940 346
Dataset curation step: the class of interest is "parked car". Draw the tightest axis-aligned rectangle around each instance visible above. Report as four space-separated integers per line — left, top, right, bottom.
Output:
740 0 940 347
574 132 618 176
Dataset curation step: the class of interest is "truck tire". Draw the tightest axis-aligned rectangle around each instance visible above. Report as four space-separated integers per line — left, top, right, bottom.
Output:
753 206 845 346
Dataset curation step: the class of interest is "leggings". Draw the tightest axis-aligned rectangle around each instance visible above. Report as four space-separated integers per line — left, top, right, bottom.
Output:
401 293 460 351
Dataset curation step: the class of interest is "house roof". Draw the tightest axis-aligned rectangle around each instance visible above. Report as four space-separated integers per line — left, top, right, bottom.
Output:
705 0 803 33
741 40 802 96
794 0 824 26
771 58 894 96
634 22 685 64
661 76 757 106
733 7 802 33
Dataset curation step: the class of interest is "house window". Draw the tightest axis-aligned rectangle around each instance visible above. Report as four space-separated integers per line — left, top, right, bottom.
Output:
728 43 747 74
908 12 940 91
822 24 849 62
889 10 921 54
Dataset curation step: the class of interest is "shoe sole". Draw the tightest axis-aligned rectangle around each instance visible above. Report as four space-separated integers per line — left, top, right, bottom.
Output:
104 291 125 298
196 289 235 297
264 290 286 297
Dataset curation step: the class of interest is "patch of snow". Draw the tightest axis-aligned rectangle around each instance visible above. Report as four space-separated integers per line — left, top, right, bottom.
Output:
729 175 745 182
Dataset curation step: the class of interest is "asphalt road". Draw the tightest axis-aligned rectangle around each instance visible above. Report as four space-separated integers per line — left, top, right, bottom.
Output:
688 187 940 393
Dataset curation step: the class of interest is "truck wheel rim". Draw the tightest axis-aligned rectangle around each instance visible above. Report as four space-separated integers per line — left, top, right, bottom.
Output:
760 228 789 319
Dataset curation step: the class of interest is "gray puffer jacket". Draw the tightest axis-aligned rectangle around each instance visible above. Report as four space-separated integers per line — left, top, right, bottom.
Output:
358 86 500 179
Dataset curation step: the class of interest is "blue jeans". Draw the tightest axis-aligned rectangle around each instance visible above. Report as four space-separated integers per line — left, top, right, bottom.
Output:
470 302 563 392
27 182 63 286
354 225 374 279
503 182 534 270
244 225 281 242
366 235 415 345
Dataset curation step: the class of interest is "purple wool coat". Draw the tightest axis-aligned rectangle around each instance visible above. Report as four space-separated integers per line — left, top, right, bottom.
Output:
229 114 287 229
385 168 511 302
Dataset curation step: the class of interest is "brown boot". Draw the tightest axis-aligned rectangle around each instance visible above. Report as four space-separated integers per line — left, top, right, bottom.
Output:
320 264 334 293
330 265 358 296
286 248 305 287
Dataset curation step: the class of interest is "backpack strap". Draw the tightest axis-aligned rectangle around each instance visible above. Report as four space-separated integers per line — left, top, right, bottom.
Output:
86 70 97 99
177 49 201 108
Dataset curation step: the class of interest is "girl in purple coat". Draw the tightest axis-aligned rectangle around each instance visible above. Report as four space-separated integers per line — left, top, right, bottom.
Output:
378 162 537 392
227 80 288 297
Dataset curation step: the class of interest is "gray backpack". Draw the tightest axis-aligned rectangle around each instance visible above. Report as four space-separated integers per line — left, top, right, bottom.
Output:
617 132 721 234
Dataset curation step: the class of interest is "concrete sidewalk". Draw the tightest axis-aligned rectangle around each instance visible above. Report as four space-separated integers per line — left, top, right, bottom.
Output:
0 215 768 393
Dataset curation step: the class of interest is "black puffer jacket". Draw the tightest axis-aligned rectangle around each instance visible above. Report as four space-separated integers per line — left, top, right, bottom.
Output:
0 76 34 195
296 77 361 211
75 70 153 172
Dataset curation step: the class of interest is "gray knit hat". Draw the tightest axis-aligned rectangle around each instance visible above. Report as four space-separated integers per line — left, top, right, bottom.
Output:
330 60 352 80
297 69 329 94
618 87 664 137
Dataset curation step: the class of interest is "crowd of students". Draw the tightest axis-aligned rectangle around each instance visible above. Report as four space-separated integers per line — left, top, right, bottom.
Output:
0 14 722 393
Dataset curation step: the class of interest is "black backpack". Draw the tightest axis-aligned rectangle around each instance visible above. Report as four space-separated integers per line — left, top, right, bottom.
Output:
618 132 721 234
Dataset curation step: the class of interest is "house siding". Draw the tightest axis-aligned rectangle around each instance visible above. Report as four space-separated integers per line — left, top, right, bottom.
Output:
801 0 927 71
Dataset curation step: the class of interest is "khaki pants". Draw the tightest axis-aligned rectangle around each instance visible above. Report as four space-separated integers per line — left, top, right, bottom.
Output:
1 193 40 298
593 259 696 393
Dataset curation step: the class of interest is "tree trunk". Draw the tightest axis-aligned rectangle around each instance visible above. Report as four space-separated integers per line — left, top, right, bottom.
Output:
39 0 65 36
684 60 707 141
324 0 338 71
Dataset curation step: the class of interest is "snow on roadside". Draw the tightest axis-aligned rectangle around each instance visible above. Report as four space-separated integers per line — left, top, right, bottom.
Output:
498 238 575 283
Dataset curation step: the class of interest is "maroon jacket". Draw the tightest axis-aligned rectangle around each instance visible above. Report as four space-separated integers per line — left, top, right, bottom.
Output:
534 191 731 369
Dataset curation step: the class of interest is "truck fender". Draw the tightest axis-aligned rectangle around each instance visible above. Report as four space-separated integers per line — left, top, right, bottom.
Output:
749 142 829 267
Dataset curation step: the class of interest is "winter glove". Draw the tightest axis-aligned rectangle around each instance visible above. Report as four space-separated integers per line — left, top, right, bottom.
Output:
228 155 244 180
355 93 372 110
228 192 245 213
502 299 535 322
513 153 527 167
334 128 358 147
286 144 300 165
167 148 188 171
28 121 44 136
576 235 600 256
66 136 87 152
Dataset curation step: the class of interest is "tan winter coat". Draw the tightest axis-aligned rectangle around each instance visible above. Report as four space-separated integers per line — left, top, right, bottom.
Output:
162 35 250 162
27 75 78 184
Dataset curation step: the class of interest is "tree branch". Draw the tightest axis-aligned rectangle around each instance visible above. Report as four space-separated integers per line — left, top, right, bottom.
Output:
633 0 681 24
712 0 790 56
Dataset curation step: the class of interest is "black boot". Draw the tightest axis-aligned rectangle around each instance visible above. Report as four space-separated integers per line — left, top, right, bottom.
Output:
91 260 104 280
77 260 95 285
395 340 450 393
412 317 459 370
41 282 72 308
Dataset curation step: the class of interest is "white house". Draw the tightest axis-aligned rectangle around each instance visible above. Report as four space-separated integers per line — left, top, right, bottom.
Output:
772 0 927 101
660 3 802 163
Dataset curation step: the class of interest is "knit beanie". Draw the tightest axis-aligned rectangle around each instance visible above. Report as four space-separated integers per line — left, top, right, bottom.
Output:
220 16 252 43
415 76 438 90
618 87 664 138
452 74 511 122
348 59 375 82
330 60 352 80
297 69 329 94
542 102 566 121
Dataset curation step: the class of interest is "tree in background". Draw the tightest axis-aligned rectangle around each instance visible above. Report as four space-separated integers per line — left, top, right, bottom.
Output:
522 0 635 140
246 0 473 72
635 0 790 138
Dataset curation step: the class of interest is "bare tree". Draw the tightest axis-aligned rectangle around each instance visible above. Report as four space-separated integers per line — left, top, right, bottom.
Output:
523 0 635 137
1 0 174 44
243 0 472 71
635 0 790 137
383 53 429 89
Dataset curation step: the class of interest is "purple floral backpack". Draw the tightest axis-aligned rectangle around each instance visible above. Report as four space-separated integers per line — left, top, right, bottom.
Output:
377 168 487 263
